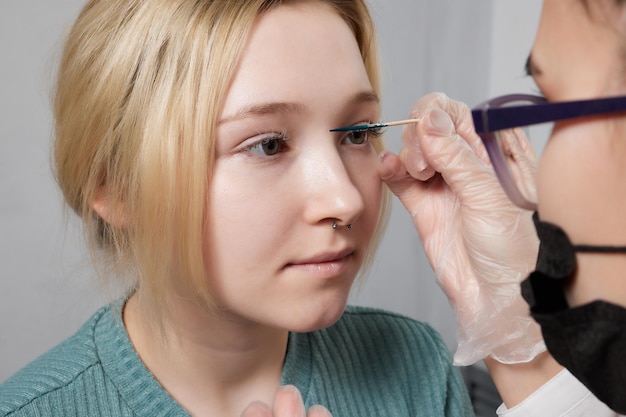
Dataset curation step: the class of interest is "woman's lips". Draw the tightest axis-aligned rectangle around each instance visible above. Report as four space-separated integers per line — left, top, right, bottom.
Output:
294 247 354 264
285 248 354 278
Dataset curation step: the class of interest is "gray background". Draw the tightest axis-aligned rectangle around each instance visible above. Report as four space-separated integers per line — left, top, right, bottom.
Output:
0 0 541 382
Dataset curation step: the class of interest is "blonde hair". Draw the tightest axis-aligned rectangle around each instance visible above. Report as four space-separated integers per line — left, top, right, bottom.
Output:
54 0 389 326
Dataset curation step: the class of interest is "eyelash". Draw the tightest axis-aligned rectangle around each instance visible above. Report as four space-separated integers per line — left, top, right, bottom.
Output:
243 132 290 157
341 126 384 145
242 125 383 158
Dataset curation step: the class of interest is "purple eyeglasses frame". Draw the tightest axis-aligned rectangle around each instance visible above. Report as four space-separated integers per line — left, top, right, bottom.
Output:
471 94 626 210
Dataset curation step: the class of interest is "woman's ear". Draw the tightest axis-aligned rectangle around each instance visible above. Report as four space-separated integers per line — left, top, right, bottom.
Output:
92 188 128 227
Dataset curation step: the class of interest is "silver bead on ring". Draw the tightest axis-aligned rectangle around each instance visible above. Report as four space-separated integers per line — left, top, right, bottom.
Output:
332 220 352 230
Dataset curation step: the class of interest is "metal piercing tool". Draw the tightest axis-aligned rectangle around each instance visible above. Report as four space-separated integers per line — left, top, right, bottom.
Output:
330 118 420 132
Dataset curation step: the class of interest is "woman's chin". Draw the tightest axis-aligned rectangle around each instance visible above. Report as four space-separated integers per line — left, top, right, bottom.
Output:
287 302 348 333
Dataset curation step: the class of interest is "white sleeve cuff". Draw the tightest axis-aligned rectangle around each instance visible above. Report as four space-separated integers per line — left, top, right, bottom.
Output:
496 369 621 417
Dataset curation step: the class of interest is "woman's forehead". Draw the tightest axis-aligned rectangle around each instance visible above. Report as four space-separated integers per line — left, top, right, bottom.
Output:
220 1 373 119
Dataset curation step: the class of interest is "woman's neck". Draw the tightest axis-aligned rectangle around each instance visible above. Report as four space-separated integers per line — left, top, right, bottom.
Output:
123 292 289 416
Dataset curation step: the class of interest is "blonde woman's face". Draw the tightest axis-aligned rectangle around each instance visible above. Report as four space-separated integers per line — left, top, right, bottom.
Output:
205 1 382 331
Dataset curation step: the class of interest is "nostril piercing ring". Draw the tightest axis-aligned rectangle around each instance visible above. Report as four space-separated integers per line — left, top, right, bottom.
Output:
332 220 352 231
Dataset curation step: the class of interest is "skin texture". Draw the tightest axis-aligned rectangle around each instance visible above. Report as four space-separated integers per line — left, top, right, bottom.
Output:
120 2 382 416
531 0 626 308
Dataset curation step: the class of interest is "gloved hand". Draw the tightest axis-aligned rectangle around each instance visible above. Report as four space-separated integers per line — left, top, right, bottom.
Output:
379 92 546 365
241 385 332 417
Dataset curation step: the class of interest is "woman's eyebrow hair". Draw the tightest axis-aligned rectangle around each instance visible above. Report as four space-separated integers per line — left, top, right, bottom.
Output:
218 90 380 125
349 90 380 106
219 102 306 125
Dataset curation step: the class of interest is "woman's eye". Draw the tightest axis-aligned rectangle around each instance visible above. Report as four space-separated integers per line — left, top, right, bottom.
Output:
342 126 383 145
245 134 288 156
345 130 368 145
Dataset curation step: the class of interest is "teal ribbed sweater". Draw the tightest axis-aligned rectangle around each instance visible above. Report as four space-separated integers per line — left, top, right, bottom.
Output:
0 304 473 416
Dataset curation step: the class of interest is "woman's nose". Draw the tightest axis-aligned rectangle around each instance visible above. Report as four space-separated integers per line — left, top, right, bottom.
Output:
299 146 366 227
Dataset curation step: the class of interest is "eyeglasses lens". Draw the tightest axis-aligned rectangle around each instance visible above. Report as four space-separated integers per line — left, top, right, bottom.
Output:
494 100 554 208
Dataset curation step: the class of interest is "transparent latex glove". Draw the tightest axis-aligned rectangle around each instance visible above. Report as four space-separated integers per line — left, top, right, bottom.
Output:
379 92 546 365
241 386 332 417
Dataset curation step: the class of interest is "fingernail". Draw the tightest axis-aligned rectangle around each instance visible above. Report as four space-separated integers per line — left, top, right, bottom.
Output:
308 405 333 417
378 159 392 180
427 109 455 135
281 385 302 399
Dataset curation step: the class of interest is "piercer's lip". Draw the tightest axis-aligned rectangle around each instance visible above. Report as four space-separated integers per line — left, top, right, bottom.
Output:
288 247 354 265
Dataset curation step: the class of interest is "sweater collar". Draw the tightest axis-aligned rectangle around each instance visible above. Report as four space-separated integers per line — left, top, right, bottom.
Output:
95 300 191 417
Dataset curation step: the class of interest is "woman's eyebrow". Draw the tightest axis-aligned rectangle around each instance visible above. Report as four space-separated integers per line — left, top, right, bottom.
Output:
348 90 380 106
218 90 379 125
219 102 306 125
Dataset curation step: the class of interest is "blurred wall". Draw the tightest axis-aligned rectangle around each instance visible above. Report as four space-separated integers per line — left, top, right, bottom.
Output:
0 0 541 382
